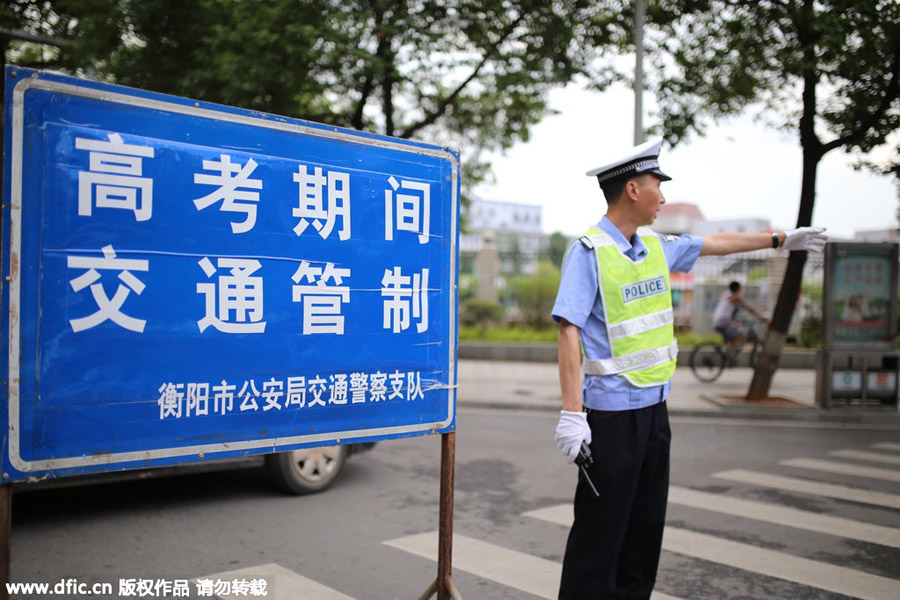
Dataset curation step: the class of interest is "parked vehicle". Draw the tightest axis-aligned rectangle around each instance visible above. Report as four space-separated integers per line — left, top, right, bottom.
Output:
15 443 376 495
265 443 375 494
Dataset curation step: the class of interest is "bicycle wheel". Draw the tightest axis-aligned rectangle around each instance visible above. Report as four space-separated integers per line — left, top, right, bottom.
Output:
690 343 726 382
749 342 758 369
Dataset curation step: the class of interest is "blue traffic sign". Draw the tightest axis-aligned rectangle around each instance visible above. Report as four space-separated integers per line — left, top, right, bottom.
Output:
1 67 459 483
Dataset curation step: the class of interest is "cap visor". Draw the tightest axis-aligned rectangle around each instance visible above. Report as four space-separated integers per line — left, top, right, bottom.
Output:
648 168 672 182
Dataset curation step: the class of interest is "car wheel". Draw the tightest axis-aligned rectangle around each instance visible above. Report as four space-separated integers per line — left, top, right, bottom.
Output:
265 445 348 495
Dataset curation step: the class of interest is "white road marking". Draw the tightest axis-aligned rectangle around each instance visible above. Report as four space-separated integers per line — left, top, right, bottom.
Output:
667 485 900 549
522 504 570 527
385 531 560 599
384 531 682 600
713 469 900 509
873 442 900 452
781 457 900 483
831 449 900 465
524 505 899 600
662 527 899 600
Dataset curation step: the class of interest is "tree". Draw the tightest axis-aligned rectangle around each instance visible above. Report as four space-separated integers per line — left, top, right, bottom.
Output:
512 260 561 329
634 0 900 399
3 0 619 197
460 298 505 331
1 1 121 73
541 231 570 269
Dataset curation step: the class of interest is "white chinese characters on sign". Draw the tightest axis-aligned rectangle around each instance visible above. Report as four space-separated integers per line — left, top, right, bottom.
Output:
67 244 149 333
158 370 426 419
293 165 351 240
187 383 210 417
385 176 431 244
197 257 266 333
76 133 154 221
158 383 183 419
292 261 351 334
193 154 262 233
382 266 429 333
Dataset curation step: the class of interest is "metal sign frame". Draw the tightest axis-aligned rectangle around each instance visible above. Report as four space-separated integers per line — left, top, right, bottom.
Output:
2 67 460 483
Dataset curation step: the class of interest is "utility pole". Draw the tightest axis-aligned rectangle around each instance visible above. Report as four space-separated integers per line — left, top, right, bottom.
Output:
633 0 646 145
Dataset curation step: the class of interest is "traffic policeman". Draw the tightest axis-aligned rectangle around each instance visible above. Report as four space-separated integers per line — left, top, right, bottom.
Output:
551 137 827 599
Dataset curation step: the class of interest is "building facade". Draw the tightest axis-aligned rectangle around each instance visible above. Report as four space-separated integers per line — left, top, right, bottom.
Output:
459 198 552 307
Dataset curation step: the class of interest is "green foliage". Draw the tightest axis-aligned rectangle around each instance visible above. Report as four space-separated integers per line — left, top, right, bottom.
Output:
747 267 767 283
643 1 900 169
618 0 900 395
802 282 823 302
511 260 560 329
540 231 570 269
4 0 622 195
460 298 504 329
798 317 823 348
458 327 723 347
798 281 823 348
458 325 556 342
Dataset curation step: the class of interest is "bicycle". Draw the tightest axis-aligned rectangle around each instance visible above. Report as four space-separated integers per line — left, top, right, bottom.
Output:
689 322 763 383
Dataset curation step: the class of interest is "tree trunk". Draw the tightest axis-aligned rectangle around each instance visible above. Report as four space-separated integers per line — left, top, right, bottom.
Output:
746 136 821 400
746 0 824 401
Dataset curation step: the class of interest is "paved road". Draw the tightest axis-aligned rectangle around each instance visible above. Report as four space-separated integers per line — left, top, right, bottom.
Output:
8 404 900 600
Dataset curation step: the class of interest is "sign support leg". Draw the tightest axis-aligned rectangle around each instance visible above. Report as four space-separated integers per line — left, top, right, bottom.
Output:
1 484 11 600
437 432 458 600
419 432 461 600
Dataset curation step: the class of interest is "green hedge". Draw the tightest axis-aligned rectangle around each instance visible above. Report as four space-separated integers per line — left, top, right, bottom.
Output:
459 326 557 342
459 326 722 347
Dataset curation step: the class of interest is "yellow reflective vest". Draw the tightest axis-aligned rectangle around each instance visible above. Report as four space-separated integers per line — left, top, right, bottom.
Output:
580 226 677 387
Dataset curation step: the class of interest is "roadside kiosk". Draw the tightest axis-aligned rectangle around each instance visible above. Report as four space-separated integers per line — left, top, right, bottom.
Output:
816 242 900 409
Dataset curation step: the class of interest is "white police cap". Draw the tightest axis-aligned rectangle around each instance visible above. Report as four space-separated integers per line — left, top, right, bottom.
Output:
586 137 672 185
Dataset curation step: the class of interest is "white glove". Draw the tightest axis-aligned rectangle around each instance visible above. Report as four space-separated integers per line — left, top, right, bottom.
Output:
554 410 592 463
783 227 827 252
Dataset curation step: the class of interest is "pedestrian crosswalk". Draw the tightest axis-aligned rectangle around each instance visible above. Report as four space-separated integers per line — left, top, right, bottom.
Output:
206 439 900 599
712 468 900 509
781 456 900 482
525 505 899 600
385 438 900 600
384 531 564 599
831 448 900 465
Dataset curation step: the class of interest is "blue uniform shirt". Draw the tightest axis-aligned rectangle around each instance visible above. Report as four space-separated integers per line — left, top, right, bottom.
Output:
552 216 703 411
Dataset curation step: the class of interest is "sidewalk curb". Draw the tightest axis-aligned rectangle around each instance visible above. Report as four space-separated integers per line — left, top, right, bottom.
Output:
459 341 819 369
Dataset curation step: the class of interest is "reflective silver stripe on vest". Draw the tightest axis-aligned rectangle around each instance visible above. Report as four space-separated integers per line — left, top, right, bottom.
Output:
584 233 615 248
582 340 679 376
607 308 674 341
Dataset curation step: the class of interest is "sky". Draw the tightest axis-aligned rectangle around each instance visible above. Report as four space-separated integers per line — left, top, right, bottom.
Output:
474 82 898 240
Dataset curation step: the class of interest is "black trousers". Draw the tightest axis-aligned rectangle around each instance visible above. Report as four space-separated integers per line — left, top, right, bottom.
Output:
558 401 671 600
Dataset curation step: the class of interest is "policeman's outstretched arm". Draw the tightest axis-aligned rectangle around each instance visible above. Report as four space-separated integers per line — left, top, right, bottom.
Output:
700 227 827 256
555 318 591 463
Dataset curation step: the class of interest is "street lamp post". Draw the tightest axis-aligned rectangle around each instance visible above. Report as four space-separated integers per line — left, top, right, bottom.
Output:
634 0 646 145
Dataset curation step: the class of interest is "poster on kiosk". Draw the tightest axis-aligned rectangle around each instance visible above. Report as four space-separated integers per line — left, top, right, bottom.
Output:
820 241 899 406
1 67 460 484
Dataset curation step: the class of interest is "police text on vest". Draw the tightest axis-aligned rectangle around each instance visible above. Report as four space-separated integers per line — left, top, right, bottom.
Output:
620 276 668 304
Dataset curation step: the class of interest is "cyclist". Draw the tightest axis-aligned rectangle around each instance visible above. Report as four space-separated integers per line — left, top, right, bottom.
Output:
712 281 767 364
